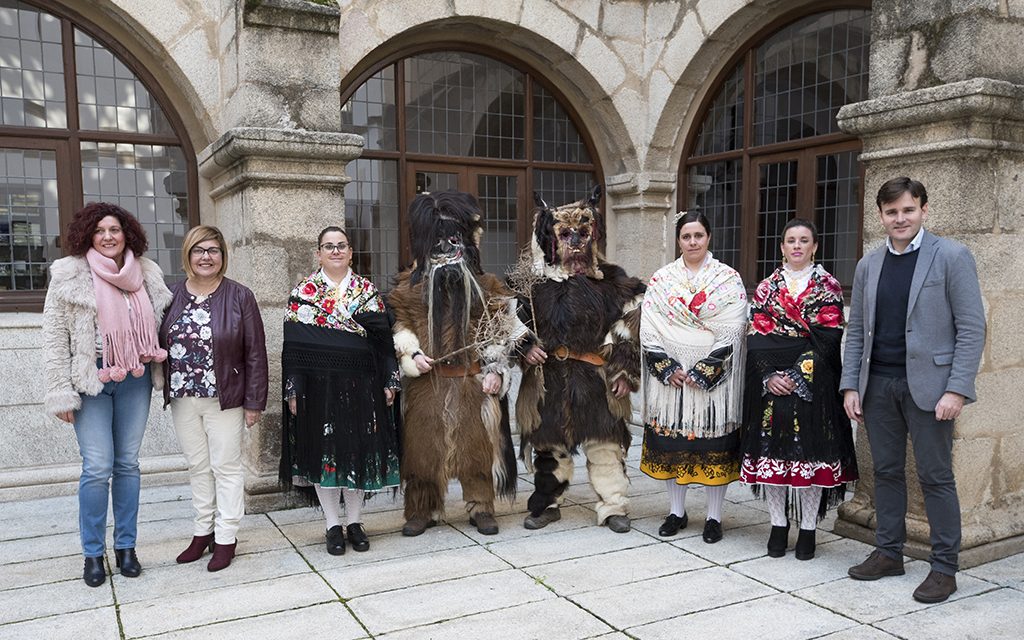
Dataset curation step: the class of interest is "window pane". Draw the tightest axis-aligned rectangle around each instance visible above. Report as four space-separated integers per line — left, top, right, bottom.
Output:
0 147 59 291
692 64 744 157
81 142 188 280
754 10 870 146
0 1 65 128
476 173 518 278
533 83 590 164
532 169 595 215
816 150 859 285
404 52 525 159
341 65 397 152
688 161 742 271
756 160 799 281
75 28 173 135
344 158 400 291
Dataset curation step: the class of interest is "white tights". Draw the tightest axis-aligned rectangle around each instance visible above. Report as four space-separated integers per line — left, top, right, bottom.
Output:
313 485 365 529
664 480 728 522
763 484 823 530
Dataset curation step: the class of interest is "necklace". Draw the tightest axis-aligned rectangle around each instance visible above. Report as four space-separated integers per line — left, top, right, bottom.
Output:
187 277 221 299
782 263 813 293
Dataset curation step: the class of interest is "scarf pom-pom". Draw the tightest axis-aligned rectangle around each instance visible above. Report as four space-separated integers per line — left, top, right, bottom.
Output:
130 366 145 378
97 368 112 383
140 354 152 363
151 348 168 363
109 366 128 382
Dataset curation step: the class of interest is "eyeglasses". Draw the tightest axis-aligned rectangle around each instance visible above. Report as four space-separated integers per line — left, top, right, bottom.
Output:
190 246 222 258
319 243 349 253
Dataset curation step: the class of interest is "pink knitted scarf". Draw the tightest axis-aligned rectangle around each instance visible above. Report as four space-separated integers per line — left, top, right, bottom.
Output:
86 248 167 382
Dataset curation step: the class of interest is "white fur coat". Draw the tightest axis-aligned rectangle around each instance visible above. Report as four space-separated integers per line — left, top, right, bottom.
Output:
42 255 173 416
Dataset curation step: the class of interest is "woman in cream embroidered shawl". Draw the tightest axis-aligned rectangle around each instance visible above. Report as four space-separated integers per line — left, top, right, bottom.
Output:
640 211 748 544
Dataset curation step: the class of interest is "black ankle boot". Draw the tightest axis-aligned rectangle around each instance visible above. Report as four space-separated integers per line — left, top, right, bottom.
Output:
114 548 142 577
795 528 816 560
767 524 790 558
83 556 105 587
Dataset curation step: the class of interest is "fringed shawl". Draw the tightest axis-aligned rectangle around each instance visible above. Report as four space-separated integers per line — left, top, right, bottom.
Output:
640 254 748 438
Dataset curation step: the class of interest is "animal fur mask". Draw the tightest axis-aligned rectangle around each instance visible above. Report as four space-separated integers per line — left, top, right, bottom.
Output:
408 190 484 283
532 184 604 279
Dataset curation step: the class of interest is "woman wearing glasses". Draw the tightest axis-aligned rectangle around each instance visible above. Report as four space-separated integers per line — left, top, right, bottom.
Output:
280 227 401 555
159 225 268 572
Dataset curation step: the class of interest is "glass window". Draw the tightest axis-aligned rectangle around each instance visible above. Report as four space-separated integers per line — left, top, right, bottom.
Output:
681 8 870 287
0 2 195 310
343 50 597 291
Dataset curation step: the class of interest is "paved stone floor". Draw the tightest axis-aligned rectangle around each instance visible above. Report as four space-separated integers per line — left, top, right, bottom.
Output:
2 449 1022 639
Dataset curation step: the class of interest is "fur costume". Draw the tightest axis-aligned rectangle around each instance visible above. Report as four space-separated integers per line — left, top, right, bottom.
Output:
388 191 524 522
43 255 172 416
515 186 645 524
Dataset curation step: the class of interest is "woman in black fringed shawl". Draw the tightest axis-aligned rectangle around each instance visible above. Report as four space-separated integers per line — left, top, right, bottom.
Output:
280 227 401 556
740 219 857 561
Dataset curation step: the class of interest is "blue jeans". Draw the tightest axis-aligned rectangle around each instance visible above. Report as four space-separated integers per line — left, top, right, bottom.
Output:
73 365 152 557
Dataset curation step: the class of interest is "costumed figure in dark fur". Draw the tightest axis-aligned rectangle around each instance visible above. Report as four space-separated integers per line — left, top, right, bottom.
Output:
740 218 857 561
388 191 526 537
280 227 401 556
515 185 645 533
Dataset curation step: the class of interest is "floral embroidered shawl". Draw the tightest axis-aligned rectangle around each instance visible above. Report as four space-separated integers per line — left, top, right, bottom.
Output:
284 270 385 336
640 253 748 438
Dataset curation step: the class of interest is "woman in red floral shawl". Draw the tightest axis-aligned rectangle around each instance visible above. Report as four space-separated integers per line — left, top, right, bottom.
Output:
740 219 857 561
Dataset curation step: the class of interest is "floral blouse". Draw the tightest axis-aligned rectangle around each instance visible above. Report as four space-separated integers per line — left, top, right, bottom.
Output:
167 294 217 398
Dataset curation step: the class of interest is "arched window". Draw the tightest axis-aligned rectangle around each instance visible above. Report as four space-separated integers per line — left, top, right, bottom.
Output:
341 48 599 290
680 6 870 287
0 0 197 311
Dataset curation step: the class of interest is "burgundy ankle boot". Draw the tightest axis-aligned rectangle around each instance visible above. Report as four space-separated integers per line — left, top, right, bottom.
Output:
207 541 236 572
176 534 215 564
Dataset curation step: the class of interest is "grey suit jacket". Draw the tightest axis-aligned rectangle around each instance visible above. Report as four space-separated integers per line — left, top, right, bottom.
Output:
840 230 986 411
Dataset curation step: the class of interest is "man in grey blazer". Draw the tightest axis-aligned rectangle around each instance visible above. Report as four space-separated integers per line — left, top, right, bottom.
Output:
841 177 986 603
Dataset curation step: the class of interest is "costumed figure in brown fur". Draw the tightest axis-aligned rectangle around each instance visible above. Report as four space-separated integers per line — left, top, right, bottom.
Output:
388 191 527 537
515 185 645 533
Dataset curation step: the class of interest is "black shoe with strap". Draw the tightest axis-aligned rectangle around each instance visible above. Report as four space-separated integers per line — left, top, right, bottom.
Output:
658 513 687 537
702 518 723 543
347 523 370 552
325 525 346 555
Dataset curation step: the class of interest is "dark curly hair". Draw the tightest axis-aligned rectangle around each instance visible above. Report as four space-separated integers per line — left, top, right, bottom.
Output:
65 202 149 257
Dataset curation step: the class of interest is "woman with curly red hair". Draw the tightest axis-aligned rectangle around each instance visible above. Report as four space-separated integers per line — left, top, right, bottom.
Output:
42 202 171 587
739 218 858 561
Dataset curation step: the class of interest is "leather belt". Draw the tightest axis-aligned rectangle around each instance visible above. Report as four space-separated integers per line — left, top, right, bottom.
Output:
435 361 482 378
550 345 606 366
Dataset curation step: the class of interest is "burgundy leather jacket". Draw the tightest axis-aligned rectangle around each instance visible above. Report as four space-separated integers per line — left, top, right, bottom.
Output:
159 277 268 411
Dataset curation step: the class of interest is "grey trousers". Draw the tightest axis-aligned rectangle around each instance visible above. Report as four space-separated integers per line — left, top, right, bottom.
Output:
862 375 960 575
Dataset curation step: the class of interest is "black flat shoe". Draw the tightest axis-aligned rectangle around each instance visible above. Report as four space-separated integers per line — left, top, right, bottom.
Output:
658 513 688 537
326 525 346 556
767 524 790 558
702 518 723 544
346 523 369 552
114 548 141 577
83 556 105 587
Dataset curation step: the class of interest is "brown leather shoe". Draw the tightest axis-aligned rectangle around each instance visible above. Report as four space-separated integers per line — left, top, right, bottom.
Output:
913 570 957 603
848 549 905 580
401 517 437 537
524 507 561 530
469 512 499 535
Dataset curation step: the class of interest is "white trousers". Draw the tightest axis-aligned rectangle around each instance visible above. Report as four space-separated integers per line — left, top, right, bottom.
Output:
170 397 245 544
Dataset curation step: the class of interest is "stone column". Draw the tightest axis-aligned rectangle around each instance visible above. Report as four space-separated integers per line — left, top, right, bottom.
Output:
198 128 363 512
835 1 1024 567
605 171 678 279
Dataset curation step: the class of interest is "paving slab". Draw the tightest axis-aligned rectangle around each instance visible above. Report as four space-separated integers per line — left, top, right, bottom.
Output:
0 511 79 541
111 547 313 604
486 525 654 567
524 542 711 595
146 602 366 640
138 485 193 504
128 515 291 568
0 494 79 520
321 544 511 598
570 566 777 629
136 498 196 523
279 508 410 547
0 574 115 625
298 524 476 571
118 572 337 638
0 605 120 640
0 554 85 590
815 626 899 639
962 550 1024 589
630 513 703 540
379 595 613 640
875 588 1024 640
454 504 597 543
0 530 82 563
347 568 555 636
795 560 996 623
630 593 855 640
671 522 778 565
731 537 876 592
